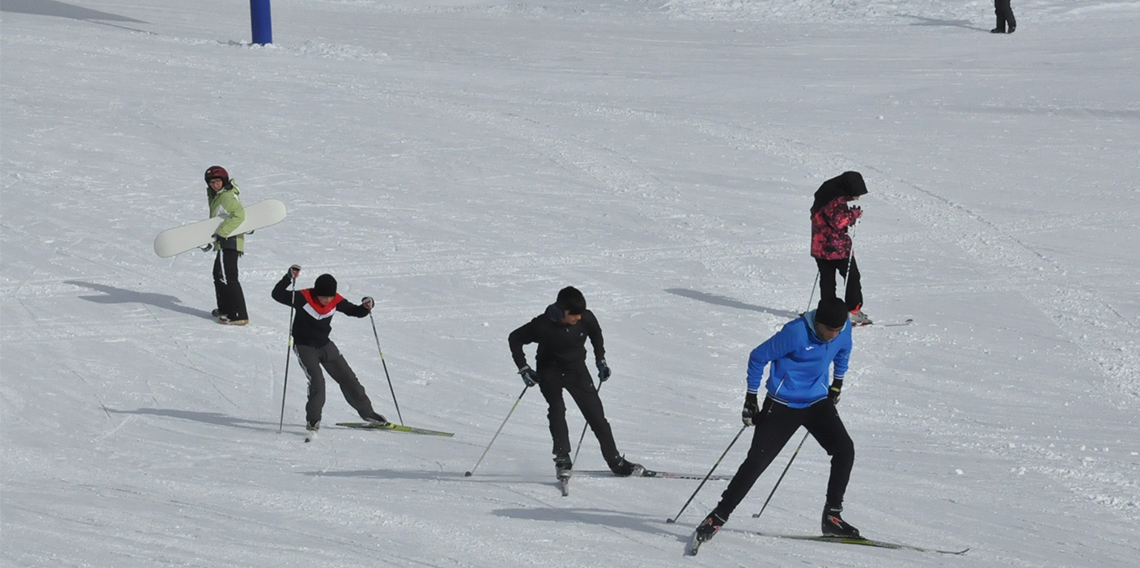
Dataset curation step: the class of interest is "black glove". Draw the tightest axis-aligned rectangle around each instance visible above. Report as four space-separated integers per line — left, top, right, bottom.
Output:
742 392 760 427
287 264 301 280
828 379 844 405
519 365 539 387
199 243 213 252
361 296 375 311
596 359 611 382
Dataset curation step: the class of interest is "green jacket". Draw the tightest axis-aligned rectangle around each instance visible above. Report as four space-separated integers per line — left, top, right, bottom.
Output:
208 182 245 253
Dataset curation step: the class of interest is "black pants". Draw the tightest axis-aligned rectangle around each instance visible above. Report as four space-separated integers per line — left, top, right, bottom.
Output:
212 249 248 320
538 366 622 470
816 256 862 312
994 0 1016 31
294 342 383 426
714 397 854 516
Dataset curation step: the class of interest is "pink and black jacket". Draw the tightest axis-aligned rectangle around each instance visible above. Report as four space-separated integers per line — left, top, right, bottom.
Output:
810 171 867 261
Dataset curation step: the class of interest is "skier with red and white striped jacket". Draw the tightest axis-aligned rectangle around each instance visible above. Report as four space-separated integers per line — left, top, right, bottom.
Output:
272 266 387 433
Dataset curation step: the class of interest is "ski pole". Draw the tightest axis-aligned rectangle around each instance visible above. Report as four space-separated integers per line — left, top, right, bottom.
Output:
666 425 747 524
465 385 529 477
805 271 819 313
368 312 404 425
842 222 857 300
570 381 603 465
751 431 809 518
277 272 297 433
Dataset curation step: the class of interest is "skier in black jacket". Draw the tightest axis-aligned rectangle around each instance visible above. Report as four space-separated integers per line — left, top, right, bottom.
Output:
272 266 387 433
508 286 644 479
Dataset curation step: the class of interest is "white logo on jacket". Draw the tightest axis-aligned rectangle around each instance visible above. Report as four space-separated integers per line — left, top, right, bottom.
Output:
303 303 337 320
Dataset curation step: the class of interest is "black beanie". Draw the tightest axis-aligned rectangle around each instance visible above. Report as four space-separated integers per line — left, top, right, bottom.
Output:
314 274 338 296
555 286 587 315
815 298 849 328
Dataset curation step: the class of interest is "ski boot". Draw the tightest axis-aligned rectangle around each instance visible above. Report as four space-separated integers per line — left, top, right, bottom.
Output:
612 456 646 477
304 420 320 442
694 510 727 543
848 310 872 326
554 454 573 481
364 414 388 427
821 504 860 538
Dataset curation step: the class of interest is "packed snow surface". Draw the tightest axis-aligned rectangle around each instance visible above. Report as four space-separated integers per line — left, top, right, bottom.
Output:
2 1 1138 567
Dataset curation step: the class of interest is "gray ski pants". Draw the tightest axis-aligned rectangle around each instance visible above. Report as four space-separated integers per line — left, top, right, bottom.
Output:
294 341 381 426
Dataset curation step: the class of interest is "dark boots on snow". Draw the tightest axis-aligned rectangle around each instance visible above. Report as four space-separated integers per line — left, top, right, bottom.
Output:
612 456 645 477
554 454 572 480
821 503 860 538
695 510 728 543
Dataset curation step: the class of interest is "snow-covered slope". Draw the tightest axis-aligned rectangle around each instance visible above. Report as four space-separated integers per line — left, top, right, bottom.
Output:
2 1 1138 567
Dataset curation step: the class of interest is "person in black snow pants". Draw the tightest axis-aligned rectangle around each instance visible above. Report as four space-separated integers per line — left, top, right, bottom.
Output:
272 266 386 433
811 171 870 325
992 0 1016 34
508 286 644 479
693 299 860 548
203 165 249 325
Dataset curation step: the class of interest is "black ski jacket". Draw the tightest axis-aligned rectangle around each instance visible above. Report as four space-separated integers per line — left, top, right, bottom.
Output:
508 304 605 372
272 274 368 347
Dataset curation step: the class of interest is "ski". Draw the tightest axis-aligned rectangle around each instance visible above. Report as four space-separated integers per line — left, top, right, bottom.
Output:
857 318 913 328
755 532 968 555
335 422 454 437
572 469 733 481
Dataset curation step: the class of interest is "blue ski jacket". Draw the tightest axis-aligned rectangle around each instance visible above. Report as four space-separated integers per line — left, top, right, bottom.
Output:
747 310 852 408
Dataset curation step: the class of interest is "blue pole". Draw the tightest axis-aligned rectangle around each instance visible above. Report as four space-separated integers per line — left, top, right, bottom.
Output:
250 0 272 45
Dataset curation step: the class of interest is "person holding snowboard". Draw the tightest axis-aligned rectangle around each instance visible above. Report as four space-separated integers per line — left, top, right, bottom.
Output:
508 286 644 479
811 171 870 325
272 267 387 433
204 166 249 325
693 298 859 547
992 0 1016 34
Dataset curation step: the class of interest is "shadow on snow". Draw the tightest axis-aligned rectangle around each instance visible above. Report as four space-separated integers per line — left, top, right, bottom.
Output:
67 280 215 321
665 288 800 320
104 407 281 433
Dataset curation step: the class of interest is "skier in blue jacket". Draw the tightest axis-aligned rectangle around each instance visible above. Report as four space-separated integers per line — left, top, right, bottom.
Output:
693 298 860 547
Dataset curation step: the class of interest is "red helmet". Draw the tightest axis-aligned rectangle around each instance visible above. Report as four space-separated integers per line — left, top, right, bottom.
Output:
204 165 229 183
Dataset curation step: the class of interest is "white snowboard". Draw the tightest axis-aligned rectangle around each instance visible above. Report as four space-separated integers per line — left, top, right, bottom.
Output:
153 198 287 258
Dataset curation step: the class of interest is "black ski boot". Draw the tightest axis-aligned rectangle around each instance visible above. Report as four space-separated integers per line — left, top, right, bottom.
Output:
554 454 573 480
612 456 645 477
821 504 860 538
695 510 727 542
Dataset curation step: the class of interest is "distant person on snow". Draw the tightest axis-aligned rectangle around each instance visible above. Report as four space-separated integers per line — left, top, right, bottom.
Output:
204 166 248 325
811 171 870 325
272 267 387 433
508 286 644 479
694 298 859 547
992 0 1016 34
